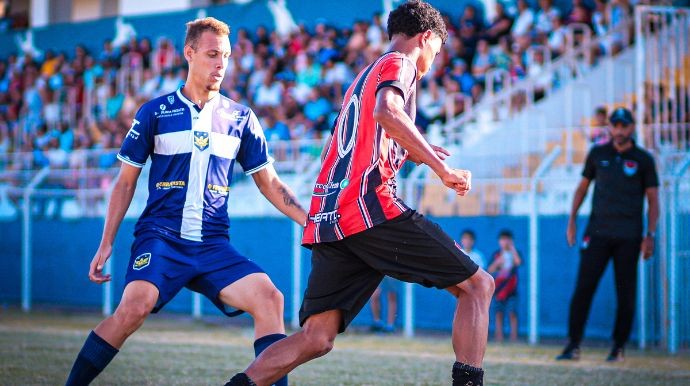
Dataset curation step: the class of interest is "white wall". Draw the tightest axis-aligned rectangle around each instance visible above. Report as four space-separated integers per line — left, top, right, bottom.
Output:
118 0 191 16
30 0 49 27
71 0 100 22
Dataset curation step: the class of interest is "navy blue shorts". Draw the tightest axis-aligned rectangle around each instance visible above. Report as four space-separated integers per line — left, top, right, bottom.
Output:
125 231 264 317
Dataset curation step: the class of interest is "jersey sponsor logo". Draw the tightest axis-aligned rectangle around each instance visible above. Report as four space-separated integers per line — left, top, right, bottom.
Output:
133 253 151 270
312 179 351 197
207 183 230 196
623 160 638 176
219 110 245 122
310 210 341 224
600 160 610 167
155 180 185 190
167 95 175 105
194 131 209 151
126 119 140 140
155 107 185 118
313 182 340 197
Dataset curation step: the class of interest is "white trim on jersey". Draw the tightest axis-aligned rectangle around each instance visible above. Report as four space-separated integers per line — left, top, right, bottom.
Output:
179 98 215 241
116 153 145 168
244 159 273 175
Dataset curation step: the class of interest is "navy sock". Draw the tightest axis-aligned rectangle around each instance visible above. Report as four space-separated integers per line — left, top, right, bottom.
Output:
225 373 257 386
452 361 484 386
253 333 287 386
66 331 119 386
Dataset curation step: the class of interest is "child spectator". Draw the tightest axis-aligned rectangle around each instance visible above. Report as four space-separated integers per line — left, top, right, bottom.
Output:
461 229 486 269
488 229 522 342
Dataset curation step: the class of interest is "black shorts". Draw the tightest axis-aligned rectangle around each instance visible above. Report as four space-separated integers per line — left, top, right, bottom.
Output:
299 210 479 332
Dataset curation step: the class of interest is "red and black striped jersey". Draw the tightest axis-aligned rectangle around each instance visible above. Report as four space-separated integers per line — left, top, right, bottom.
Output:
303 52 418 245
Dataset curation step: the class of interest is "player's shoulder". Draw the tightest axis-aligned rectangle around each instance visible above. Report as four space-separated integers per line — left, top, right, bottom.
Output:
376 51 415 67
588 141 612 156
633 144 656 165
216 93 253 116
214 94 259 131
137 90 179 116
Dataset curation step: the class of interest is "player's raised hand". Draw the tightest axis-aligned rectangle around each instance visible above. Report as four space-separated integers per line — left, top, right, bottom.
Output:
89 244 113 284
441 169 472 196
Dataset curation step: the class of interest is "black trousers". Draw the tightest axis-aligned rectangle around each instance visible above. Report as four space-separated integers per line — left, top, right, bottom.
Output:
567 235 641 347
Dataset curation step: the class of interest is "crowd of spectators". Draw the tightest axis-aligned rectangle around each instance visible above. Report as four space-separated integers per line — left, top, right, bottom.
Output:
0 0 637 171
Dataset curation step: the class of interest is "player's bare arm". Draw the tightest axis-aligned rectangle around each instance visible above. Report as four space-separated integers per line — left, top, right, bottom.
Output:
566 177 591 247
408 144 450 164
252 164 308 226
641 186 659 259
373 87 470 195
89 163 141 284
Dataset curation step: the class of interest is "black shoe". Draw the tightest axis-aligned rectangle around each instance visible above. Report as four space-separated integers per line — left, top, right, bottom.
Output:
556 343 581 360
606 347 624 362
225 373 256 386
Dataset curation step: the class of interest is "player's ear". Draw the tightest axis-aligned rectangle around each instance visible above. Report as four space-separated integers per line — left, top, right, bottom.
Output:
420 30 433 47
183 44 194 62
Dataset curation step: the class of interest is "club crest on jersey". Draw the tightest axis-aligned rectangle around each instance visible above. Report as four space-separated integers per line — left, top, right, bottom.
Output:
623 160 638 176
194 131 209 151
133 253 151 270
167 95 175 105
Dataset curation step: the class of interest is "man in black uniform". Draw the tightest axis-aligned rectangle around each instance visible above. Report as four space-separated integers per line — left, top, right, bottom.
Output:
557 107 659 362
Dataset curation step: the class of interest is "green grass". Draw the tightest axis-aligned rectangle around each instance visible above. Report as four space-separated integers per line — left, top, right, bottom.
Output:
1 310 689 385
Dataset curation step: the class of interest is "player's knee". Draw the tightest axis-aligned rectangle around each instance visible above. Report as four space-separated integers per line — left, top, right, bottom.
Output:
460 269 494 302
259 285 284 313
115 301 152 332
302 329 335 358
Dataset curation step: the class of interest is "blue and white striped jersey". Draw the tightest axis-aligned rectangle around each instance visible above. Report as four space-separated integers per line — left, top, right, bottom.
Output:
117 87 272 242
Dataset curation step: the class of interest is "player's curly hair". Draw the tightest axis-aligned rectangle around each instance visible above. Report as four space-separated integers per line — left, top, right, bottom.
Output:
185 17 230 49
386 0 448 43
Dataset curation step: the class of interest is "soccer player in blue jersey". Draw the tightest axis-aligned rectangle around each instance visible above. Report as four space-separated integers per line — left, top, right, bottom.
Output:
65 17 306 386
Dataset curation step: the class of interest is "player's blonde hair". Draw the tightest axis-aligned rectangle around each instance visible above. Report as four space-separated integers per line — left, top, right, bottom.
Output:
184 17 230 49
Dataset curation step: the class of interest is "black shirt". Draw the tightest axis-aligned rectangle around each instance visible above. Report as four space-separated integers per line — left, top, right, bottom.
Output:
582 141 659 239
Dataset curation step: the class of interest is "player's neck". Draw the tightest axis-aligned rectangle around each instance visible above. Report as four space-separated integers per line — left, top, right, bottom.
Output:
388 36 421 63
181 83 218 109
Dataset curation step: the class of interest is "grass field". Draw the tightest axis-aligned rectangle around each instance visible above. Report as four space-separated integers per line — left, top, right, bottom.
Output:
1 309 689 385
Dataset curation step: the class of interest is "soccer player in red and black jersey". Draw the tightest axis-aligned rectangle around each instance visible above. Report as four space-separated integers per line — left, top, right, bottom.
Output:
226 2 495 385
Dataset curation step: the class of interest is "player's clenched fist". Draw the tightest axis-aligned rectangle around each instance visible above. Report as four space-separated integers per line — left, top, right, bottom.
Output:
441 169 472 196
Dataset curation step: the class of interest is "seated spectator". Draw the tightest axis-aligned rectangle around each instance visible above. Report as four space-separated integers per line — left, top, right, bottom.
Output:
484 2 513 45
472 39 494 84
418 78 446 123
450 58 475 96
534 0 560 38
511 0 535 49
254 73 284 108
263 113 291 142
548 16 569 57
303 87 332 133
460 5 484 36
567 0 593 27
296 54 321 88
527 49 552 101
492 36 512 73
105 82 124 120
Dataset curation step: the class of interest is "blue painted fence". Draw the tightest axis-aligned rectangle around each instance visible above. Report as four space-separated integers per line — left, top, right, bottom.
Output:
0 214 636 342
